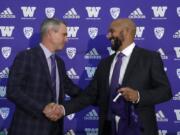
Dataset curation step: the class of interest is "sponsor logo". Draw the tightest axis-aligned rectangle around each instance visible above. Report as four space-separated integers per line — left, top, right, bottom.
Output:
1 47 11 59
66 47 76 59
128 8 146 19
63 8 80 19
84 48 101 59
110 7 120 19
0 7 15 18
67 68 79 79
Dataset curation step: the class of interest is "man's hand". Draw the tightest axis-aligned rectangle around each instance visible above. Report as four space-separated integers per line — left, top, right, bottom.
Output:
117 87 139 103
43 103 65 121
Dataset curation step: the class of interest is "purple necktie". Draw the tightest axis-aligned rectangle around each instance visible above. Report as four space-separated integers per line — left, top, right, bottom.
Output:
109 53 141 135
50 54 56 101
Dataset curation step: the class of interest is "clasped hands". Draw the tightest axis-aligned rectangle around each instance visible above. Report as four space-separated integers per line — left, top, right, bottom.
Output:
117 87 139 103
43 103 64 121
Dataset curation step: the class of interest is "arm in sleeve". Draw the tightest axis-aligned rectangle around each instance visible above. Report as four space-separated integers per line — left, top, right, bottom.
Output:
6 52 46 118
138 53 172 107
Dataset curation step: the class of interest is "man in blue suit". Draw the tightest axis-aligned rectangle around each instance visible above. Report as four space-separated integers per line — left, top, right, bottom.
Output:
7 18 81 135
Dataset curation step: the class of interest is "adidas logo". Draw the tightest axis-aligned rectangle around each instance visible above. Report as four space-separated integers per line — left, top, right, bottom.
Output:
0 67 9 79
173 30 180 39
63 8 80 19
0 8 15 18
157 48 168 60
84 48 101 59
84 128 98 135
173 92 180 101
156 110 168 122
84 109 99 120
128 8 146 19
0 86 6 98
67 68 79 80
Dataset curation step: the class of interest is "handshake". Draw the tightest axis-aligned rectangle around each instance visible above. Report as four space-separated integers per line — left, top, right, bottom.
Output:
42 103 65 121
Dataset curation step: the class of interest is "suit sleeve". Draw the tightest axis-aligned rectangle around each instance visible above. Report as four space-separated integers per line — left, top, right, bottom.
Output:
7 52 46 118
60 60 82 97
63 60 103 115
138 52 172 107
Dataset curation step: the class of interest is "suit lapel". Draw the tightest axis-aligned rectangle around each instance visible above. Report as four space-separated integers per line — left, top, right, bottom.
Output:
122 46 140 85
36 46 53 89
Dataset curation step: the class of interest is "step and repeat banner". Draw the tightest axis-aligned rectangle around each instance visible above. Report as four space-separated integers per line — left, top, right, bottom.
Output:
0 0 180 134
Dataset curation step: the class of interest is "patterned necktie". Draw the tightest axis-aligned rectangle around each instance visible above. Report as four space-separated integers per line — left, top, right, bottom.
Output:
50 54 56 101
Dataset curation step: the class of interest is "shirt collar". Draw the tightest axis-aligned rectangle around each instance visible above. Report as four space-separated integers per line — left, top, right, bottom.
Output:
116 42 135 57
40 43 54 59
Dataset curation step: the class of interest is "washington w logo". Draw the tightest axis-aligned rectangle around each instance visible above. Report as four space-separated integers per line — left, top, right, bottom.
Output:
21 6 36 19
0 26 14 39
174 109 180 123
135 26 145 40
174 47 180 60
158 130 167 135
85 7 101 20
67 26 79 40
151 6 167 19
84 128 98 135
85 67 97 80
0 7 15 18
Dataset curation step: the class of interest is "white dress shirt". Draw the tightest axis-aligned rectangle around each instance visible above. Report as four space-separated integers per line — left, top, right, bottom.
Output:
40 43 60 103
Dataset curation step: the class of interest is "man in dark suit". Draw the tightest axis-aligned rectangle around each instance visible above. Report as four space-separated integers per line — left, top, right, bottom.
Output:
62 19 172 135
6 18 81 135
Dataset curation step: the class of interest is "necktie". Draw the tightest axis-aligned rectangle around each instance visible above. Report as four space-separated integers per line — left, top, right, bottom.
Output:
110 53 124 92
109 53 141 135
50 54 56 101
